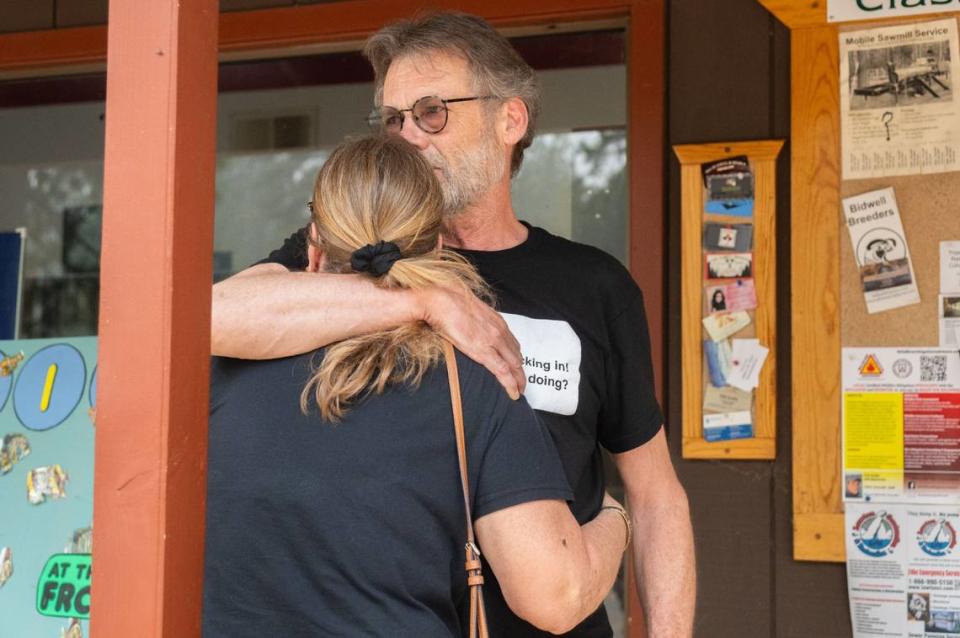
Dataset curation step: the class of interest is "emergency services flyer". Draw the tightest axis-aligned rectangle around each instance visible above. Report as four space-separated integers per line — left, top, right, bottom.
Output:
839 19 960 179
846 503 960 637
843 348 960 504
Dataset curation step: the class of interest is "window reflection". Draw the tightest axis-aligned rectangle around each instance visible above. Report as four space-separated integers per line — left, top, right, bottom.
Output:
514 129 628 265
214 150 329 274
0 27 631 637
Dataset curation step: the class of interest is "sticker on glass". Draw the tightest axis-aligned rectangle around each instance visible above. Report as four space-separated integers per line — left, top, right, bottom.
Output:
1 433 31 475
27 465 69 505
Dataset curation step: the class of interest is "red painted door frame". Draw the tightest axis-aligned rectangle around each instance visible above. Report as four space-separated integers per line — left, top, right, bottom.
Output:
2 2 664 636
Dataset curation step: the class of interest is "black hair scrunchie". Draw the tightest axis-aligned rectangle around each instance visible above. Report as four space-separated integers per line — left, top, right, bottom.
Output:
350 240 403 277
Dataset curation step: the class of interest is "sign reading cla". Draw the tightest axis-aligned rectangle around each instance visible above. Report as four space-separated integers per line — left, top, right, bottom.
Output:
829 0 960 23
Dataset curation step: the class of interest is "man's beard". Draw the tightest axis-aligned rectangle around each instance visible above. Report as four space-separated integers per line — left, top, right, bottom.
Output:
425 134 506 217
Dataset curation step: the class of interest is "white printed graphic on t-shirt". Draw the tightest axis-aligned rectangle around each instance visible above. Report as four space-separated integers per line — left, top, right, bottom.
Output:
500 312 581 416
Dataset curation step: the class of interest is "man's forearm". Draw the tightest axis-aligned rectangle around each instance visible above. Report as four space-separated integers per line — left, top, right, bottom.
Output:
211 265 419 359
630 487 695 637
575 505 631 621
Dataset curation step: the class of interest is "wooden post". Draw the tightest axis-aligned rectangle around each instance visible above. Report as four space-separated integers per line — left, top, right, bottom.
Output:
628 0 666 405
626 4 666 636
91 0 218 636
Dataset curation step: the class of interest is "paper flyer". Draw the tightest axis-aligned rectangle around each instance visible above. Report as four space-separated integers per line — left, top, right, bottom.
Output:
842 188 920 314
846 503 960 637
839 19 960 179
843 348 960 505
940 295 960 347
940 242 960 294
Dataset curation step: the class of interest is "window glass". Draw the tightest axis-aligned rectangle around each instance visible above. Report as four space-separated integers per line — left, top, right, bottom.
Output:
0 98 105 338
0 31 627 336
0 26 631 637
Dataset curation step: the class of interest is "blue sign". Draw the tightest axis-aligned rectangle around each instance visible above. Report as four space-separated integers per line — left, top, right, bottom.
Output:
0 231 24 339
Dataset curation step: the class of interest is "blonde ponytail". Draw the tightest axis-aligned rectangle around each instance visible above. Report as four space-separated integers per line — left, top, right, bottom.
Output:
300 136 490 420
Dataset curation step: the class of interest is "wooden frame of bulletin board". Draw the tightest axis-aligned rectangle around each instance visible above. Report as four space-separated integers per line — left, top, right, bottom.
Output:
675 141 783 460
758 1 960 562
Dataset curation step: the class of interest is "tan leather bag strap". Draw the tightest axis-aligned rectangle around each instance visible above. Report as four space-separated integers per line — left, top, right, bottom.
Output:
443 340 489 638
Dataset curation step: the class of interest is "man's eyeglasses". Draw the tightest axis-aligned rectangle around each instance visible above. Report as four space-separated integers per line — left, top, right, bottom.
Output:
367 95 495 135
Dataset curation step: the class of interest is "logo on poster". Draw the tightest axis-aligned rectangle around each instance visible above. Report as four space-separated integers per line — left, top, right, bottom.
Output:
892 358 913 378
917 519 957 557
859 353 884 377
856 229 907 266
852 510 901 557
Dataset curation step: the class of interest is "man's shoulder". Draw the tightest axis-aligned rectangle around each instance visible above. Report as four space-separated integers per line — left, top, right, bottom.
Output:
527 225 639 297
257 226 309 270
529 225 613 260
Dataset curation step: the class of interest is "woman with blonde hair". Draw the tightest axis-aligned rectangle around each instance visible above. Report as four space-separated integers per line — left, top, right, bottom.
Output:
203 135 629 637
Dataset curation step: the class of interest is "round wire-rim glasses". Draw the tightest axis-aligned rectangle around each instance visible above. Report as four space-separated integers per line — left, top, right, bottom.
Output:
367 95 496 135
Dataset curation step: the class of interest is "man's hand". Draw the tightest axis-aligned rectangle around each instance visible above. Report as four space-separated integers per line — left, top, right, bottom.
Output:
417 286 525 399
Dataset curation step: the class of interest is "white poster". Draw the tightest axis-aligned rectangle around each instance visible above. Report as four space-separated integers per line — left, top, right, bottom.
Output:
844 346 960 636
940 241 960 294
846 503 960 638
840 19 960 179
842 188 920 314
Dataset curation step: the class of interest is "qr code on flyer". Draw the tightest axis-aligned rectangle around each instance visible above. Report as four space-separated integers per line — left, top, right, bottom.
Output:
920 355 948 382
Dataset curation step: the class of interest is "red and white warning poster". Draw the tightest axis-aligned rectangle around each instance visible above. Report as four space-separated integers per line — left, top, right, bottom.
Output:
843 348 960 505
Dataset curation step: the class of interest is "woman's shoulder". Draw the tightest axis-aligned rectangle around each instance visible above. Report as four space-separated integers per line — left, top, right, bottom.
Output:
445 348 540 434
448 348 511 405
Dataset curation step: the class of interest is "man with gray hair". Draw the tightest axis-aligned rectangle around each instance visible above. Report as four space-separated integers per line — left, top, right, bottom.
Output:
213 11 694 637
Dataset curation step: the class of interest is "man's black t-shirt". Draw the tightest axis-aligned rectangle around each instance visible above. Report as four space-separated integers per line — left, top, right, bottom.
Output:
260 224 664 637
203 349 572 638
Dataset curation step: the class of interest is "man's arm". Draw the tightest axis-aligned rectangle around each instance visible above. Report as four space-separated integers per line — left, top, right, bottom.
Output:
211 263 525 397
613 429 695 638
475 494 628 634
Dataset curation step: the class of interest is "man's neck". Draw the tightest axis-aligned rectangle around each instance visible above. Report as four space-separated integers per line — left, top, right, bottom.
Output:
442 181 528 251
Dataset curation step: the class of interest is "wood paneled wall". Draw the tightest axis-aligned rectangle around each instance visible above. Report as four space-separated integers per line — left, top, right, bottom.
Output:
668 1 852 635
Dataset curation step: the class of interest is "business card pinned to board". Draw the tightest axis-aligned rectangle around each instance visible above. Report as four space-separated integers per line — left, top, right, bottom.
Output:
726 338 768 391
702 311 751 342
703 410 754 442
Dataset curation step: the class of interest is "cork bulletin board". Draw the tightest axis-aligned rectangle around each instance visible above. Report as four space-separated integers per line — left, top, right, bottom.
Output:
758 1 960 562
840 173 960 347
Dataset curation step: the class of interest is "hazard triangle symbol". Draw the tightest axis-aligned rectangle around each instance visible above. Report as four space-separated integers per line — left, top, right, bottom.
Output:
859 354 883 376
